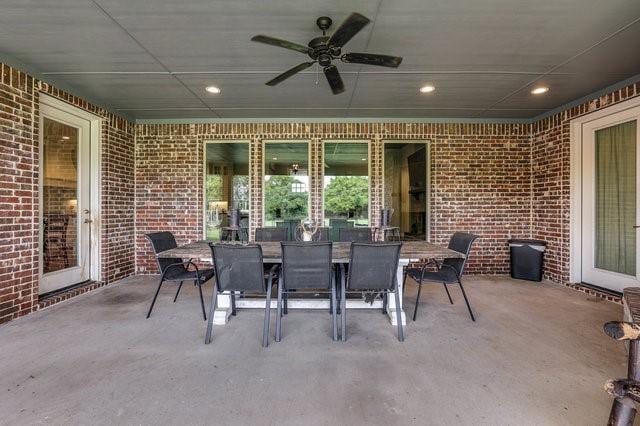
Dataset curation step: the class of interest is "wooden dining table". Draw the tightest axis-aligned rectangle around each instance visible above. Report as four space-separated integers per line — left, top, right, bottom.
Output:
159 240 464 328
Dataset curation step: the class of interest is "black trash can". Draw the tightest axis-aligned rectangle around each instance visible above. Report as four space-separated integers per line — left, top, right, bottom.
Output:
508 239 547 282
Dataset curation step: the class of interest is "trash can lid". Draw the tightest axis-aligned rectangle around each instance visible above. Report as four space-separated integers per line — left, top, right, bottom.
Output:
507 238 547 246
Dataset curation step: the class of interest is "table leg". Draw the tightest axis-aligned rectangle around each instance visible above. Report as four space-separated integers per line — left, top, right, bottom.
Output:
213 292 233 325
386 260 407 326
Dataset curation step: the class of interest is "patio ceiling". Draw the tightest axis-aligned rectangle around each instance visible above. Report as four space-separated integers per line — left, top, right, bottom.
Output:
1 0 639 120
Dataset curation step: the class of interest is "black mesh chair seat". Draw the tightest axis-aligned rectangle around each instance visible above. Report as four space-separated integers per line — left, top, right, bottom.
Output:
341 242 403 342
403 232 478 322
145 231 211 321
275 242 338 342
205 243 278 347
405 266 458 284
164 267 215 282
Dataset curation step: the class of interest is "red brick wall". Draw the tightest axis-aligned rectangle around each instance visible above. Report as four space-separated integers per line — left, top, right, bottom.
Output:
135 123 532 275
531 82 640 285
0 63 135 323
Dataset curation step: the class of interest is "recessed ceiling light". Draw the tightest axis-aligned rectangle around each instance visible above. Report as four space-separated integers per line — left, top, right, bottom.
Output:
62 136 70 140
272 157 278 160
205 86 221 94
419 85 435 93
361 158 367 161
531 86 549 95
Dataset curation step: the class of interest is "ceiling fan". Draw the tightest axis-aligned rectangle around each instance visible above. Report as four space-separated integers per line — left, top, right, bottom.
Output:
251 12 403 95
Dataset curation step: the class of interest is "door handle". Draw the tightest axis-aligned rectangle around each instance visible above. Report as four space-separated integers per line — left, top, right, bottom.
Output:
84 218 93 224
634 226 640 228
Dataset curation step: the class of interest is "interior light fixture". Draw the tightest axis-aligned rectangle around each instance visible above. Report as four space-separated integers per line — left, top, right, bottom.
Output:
361 158 366 161
272 157 278 160
205 86 221 94
419 85 435 93
62 136 70 140
531 86 549 95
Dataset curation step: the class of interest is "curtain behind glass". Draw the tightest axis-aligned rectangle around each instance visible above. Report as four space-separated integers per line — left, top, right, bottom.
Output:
595 120 637 275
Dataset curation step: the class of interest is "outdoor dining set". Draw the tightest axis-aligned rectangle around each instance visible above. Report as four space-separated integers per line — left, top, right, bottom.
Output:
144 226 478 347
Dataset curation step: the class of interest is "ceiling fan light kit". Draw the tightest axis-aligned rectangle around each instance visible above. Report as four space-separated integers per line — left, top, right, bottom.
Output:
251 12 403 95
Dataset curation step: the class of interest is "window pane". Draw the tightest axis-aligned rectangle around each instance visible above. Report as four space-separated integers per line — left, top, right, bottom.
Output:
595 120 636 275
205 142 250 241
264 142 309 227
383 143 428 240
42 118 79 273
323 142 369 235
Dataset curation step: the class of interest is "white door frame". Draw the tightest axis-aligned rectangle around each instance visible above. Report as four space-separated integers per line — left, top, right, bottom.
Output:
570 96 640 285
39 94 102 291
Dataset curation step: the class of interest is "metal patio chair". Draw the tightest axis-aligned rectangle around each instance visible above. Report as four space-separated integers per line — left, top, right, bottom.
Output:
205 243 279 347
275 242 337 342
145 232 214 320
338 227 372 242
254 227 288 242
404 232 478 322
341 242 404 342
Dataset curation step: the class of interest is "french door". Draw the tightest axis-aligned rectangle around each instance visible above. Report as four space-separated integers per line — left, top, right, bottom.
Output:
581 107 640 292
39 103 92 293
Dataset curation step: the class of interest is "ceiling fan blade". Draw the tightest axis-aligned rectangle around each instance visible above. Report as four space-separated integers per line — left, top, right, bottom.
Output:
323 65 345 95
266 62 315 86
341 52 403 68
328 13 370 48
251 35 312 55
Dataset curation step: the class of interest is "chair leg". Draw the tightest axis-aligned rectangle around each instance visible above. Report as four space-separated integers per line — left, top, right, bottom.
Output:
340 277 347 342
394 288 404 342
402 272 408 298
331 278 338 341
458 279 476 322
205 284 218 344
412 283 422 321
197 280 206 321
276 277 283 342
231 291 237 316
146 277 165 318
382 292 388 315
262 282 273 348
283 292 288 315
443 283 453 304
173 281 184 303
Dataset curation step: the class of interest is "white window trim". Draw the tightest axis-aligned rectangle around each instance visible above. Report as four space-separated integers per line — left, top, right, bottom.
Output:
201 139 251 240
321 139 371 226
261 139 312 225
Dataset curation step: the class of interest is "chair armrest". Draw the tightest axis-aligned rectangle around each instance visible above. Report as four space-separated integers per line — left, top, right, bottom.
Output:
604 321 640 341
162 260 200 279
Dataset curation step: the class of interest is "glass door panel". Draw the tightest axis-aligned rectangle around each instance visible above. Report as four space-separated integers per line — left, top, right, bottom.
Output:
204 142 250 241
40 105 91 294
594 120 637 275
43 118 79 273
582 112 640 292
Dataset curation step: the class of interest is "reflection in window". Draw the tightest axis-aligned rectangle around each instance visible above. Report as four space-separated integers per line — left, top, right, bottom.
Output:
383 142 428 240
42 118 79 273
323 142 369 230
264 142 309 228
205 142 250 241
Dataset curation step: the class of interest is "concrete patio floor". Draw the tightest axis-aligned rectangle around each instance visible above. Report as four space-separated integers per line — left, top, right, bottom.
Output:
0 275 628 425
